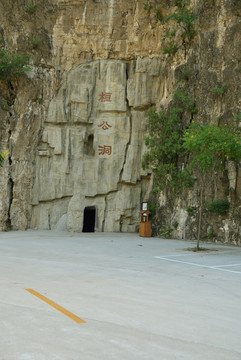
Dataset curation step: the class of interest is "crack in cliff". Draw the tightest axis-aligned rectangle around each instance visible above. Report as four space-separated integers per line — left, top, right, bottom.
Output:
44 121 93 127
117 67 133 186
102 195 107 231
85 188 118 199
36 195 72 204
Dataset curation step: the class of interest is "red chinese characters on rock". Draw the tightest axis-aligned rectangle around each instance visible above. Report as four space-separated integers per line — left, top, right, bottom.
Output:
97 93 113 156
99 92 112 102
98 121 112 130
98 145 112 156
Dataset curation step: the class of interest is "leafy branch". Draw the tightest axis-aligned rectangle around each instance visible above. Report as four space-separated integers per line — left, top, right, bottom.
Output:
142 89 196 192
163 1 197 55
0 49 31 81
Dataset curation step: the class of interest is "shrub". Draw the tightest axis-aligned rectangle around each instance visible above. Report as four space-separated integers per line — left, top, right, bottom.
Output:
0 154 4 166
186 206 197 213
163 42 178 55
165 6 197 41
174 0 190 7
212 86 227 95
154 6 163 21
147 202 157 215
0 150 10 167
142 89 196 192
29 36 42 49
178 66 194 81
235 112 241 125
207 232 214 238
2 104 10 111
206 200 230 215
160 225 173 238
173 221 179 229
173 89 197 113
25 3 37 13
165 29 177 38
144 1 153 11
0 49 31 80
183 122 241 172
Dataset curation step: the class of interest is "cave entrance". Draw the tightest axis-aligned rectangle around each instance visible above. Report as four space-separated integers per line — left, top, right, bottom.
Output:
82 206 96 232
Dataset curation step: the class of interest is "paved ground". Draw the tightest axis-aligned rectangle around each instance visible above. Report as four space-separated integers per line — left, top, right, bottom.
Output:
0 230 241 360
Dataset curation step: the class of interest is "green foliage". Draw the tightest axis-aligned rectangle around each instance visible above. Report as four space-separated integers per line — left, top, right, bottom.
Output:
165 29 177 38
144 0 197 56
25 3 37 13
165 6 197 41
212 85 227 95
174 0 190 7
0 150 9 167
206 200 230 215
183 119 240 248
143 97 241 246
207 232 214 238
29 36 42 49
1 104 10 111
0 49 31 80
173 89 197 113
235 112 241 125
160 225 173 238
160 221 178 238
144 1 153 11
0 154 4 167
163 42 178 55
142 90 195 191
178 66 194 81
173 221 179 229
154 6 163 21
147 202 157 215
183 122 241 174
144 2 162 21
186 206 197 213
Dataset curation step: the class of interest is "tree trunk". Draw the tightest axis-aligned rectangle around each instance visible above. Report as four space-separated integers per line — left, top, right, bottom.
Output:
197 183 204 250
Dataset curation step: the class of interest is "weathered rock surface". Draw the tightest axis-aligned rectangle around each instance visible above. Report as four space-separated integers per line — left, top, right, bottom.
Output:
30 59 158 231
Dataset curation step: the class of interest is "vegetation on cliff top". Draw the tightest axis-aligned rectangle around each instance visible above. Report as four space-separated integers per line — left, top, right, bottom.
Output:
144 0 197 55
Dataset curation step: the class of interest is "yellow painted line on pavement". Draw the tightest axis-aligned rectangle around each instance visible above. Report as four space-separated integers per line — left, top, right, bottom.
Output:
26 289 86 324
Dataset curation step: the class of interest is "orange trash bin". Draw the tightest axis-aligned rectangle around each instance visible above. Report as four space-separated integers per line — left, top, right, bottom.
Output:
139 210 152 237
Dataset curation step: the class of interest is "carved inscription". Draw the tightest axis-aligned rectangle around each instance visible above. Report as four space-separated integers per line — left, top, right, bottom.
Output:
98 145 112 156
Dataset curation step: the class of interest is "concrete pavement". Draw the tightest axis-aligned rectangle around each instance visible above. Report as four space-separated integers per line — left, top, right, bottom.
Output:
0 230 241 360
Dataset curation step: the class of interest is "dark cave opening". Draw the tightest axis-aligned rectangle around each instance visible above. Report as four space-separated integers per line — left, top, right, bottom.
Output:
82 206 96 232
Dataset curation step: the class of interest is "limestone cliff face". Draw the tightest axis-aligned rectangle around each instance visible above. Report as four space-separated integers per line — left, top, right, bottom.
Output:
0 0 240 242
31 59 157 232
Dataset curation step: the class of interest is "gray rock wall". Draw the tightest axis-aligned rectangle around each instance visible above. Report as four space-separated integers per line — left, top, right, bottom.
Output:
30 59 160 232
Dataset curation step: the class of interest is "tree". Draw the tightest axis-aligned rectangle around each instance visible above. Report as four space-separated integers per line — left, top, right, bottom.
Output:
142 89 195 192
182 122 241 249
0 49 31 81
142 106 241 249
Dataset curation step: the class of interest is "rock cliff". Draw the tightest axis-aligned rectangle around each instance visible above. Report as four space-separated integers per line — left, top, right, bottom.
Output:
0 0 240 243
